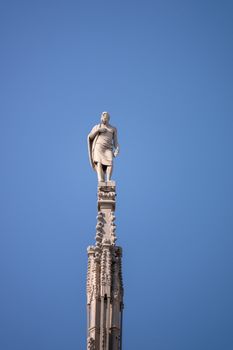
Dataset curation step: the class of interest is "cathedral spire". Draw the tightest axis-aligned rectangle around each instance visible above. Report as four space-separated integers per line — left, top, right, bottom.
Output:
86 181 124 350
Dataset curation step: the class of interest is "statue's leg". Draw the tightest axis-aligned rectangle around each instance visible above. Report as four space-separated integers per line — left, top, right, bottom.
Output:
106 165 113 182
96 162 104 182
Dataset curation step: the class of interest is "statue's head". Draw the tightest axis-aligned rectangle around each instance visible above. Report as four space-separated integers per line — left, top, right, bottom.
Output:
101 111 110 125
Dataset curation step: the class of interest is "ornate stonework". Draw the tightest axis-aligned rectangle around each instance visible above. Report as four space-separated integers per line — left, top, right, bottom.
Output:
86 181 124 350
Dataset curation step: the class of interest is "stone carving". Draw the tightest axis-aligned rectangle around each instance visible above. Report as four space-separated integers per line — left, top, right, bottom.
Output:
87 336 95 350
86 182 123 350
88 112 119 182
98 182 116 211
95 212 104 249
98 190 116 201
110 212 117 245
93 258 100 298
86 247 95 304
100 249 107 288
112 248 123 301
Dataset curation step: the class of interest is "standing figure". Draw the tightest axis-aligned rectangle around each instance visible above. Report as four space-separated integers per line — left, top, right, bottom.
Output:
88 112 119 182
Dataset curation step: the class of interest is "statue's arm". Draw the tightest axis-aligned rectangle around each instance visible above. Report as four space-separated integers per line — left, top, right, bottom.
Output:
88 125 100 140
113 128 120 157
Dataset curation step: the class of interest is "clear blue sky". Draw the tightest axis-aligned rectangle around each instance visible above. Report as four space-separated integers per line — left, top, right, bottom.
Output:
0 1 233 349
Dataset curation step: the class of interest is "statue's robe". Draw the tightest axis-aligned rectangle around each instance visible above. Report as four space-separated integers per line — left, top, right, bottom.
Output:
88 124 116 170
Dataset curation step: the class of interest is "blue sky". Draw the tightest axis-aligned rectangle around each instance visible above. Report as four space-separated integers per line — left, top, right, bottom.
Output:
0 1 233 349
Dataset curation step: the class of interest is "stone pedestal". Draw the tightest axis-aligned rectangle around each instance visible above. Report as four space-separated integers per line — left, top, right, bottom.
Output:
87 181 124 350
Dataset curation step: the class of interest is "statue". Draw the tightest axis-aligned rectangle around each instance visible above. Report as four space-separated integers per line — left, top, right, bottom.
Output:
88 112 119 182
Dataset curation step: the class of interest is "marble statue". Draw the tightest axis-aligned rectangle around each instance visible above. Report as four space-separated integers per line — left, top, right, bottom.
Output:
88 112 119 182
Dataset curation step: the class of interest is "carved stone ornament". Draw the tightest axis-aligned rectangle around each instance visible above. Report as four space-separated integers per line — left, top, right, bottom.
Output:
86 180 123 349
87 336 95 350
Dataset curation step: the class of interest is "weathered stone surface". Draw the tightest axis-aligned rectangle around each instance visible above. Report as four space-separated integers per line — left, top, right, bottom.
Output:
86 182 124 350
87 112 120 182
